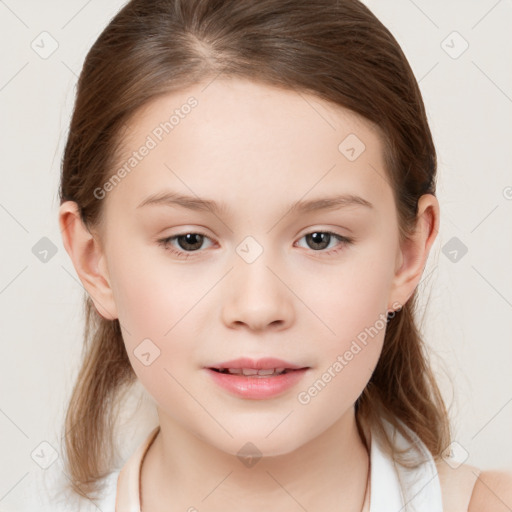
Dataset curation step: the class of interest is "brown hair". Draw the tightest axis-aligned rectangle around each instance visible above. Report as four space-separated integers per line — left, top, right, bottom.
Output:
59 0 451 500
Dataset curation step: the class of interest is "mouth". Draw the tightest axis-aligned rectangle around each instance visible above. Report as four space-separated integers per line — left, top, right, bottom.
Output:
209 367 302 377
204 358 310 399
207 357 308 373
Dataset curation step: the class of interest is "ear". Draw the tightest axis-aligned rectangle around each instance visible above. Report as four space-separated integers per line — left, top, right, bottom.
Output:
58 201 118 320
388 194 440 310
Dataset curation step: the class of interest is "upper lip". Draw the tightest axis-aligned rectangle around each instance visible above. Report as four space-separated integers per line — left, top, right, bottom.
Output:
207 357 308 370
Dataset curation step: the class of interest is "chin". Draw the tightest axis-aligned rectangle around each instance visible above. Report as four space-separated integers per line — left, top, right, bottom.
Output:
206 430 309 460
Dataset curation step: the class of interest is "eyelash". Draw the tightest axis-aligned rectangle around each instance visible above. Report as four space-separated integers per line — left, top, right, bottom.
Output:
157 230 354 259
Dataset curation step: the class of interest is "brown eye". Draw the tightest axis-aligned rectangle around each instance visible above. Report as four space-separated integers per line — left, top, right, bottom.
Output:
173 233 205 251
157 232 213 259
296 231 353 255
305 232 332 250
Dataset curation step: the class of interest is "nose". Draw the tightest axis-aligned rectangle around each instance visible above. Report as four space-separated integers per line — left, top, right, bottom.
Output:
221 254 295 332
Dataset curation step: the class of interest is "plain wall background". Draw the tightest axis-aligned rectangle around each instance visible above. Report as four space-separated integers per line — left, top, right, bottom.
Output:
1 0 511 507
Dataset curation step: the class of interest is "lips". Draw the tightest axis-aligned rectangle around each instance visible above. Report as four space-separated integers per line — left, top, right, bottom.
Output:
205 358 310 399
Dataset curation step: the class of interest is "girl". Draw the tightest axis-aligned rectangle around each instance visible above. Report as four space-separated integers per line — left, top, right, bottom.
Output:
51 0 511 510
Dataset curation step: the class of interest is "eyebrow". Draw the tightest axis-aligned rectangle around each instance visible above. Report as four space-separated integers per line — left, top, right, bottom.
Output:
136 190 374 215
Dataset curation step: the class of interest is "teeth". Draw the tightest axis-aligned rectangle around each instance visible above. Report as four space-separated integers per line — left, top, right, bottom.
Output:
255 368 277 376
222 367 287 376
241 368 259 376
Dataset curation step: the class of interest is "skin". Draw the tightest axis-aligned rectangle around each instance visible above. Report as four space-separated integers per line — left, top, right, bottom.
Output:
59 77 445 511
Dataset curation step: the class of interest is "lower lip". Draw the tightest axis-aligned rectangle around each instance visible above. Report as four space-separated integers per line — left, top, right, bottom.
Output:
205 368 309 399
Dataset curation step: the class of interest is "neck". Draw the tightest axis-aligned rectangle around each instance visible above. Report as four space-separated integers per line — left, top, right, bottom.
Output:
141 408 371 512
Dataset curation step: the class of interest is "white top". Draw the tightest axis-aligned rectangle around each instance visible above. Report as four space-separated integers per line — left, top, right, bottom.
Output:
10 418 479 511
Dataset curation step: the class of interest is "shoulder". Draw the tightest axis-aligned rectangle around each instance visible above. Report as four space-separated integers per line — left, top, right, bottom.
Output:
435 459 512 512
468 469 512 512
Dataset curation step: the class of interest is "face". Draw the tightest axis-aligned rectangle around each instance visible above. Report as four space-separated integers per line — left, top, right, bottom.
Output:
90 77 406 456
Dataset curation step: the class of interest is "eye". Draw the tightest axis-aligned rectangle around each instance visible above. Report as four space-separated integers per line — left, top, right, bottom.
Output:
157 232 214 259
295 231 354 256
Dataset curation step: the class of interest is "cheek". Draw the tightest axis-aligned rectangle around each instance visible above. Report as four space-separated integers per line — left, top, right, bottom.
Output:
295 244 394 398
108 241 189 335
297 269 391 413
106 245 207 386
295 332 382 428
297 241 395 344
111 262 196 406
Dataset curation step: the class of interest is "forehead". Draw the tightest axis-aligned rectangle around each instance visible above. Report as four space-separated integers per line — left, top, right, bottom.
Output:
104 77 393 219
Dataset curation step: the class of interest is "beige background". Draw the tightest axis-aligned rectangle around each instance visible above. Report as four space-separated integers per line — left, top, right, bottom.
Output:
0 0 511 507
